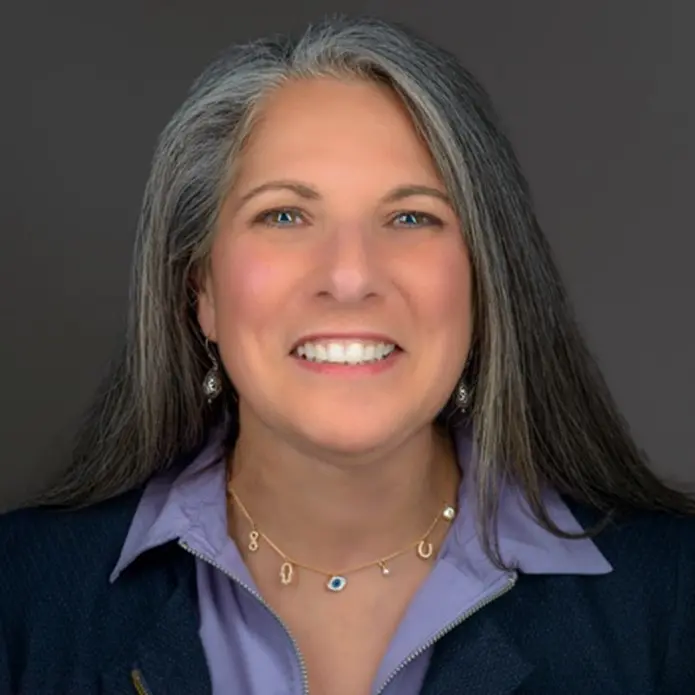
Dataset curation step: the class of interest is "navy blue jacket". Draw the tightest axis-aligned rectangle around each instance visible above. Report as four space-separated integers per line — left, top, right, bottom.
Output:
1 488 694 694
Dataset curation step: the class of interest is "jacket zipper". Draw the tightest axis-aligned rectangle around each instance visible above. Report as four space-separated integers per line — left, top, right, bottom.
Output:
174 540 516 695
131 668 153 695
375 571 518 695
178 540 311 695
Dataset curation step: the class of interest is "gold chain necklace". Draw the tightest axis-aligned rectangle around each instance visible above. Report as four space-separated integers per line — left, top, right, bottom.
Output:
227 481 457 593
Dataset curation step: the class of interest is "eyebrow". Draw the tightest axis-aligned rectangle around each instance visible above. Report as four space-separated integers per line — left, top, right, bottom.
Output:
236 180 452 208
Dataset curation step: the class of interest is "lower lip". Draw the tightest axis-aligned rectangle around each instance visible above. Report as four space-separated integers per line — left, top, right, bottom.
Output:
291 349 403 376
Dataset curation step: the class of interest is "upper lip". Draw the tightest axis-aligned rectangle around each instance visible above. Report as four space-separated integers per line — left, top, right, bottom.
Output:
290 332 401 352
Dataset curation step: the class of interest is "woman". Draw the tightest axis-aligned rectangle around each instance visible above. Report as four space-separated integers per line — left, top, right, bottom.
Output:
1 14 693 695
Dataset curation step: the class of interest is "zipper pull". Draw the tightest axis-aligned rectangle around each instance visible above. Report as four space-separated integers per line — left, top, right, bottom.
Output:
131 668 153 695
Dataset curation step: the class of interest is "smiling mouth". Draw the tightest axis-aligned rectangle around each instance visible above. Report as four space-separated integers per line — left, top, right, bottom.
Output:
291 339 402 366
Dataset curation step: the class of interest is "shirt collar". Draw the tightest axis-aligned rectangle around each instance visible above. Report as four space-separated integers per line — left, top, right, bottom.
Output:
110 426 612 583
443 431 612 577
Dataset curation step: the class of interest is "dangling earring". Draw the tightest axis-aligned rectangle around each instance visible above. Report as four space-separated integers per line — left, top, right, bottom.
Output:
202 338 223 403
454 380 471 413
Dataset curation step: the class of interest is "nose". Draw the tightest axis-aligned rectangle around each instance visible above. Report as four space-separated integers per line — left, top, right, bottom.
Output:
318 223 380 303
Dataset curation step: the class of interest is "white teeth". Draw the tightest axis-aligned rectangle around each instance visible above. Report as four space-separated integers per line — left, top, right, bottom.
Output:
327 343 344 363
345 343 363 364
294 340 397 365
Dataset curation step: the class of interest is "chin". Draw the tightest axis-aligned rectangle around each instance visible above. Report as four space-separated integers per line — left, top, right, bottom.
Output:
291 411 410 457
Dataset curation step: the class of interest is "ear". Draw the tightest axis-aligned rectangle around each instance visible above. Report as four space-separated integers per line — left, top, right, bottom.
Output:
192 265 217 342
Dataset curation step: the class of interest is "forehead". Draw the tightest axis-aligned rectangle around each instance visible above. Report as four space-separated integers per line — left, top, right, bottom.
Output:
234 77 443 186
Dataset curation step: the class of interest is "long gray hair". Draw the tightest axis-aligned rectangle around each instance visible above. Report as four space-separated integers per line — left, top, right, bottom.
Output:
32 15 693 564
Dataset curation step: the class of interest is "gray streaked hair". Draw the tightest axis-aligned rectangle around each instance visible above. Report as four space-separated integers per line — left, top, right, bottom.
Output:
31 14 694 564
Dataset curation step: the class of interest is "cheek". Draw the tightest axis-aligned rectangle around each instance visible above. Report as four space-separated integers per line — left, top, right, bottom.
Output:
209 238 295 338
405 242 472 342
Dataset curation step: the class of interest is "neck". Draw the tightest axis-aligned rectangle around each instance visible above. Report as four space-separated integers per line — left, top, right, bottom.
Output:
227 413 460 571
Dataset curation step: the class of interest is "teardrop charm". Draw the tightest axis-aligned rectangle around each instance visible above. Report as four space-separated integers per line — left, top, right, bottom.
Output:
202 369 223 402
279 561 294 585
379 561 391 577
326 575 347 592
416 539 434 559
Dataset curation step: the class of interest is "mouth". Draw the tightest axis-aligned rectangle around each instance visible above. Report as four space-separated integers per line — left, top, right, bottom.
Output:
290 335 403 367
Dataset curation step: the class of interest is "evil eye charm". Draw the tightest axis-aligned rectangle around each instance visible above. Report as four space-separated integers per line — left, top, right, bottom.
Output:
326 575 347 592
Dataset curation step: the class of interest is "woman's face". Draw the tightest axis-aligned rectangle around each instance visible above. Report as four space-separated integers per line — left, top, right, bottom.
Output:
197 77 472 455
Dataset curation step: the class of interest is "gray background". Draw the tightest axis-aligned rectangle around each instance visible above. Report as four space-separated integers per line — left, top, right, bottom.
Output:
1 1 693 510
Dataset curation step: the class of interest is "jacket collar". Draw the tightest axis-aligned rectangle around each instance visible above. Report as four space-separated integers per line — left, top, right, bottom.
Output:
101 553 213 695
420 612 536 695
102 570 534 695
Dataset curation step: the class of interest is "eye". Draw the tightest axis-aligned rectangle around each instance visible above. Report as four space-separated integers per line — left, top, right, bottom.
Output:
253 207 307 227
390 211 443 228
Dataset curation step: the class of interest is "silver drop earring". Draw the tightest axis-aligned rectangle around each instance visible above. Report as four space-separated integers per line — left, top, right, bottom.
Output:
454 380 471 412
202 338 223 403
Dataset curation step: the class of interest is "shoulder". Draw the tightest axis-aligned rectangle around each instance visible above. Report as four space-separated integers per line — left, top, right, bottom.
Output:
0 487 191 692
0 489 144 621
568 499 695 571
1 488 140 586
0 488 143 567
569 501 695 686
0 487 143 530
566 499 695 595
